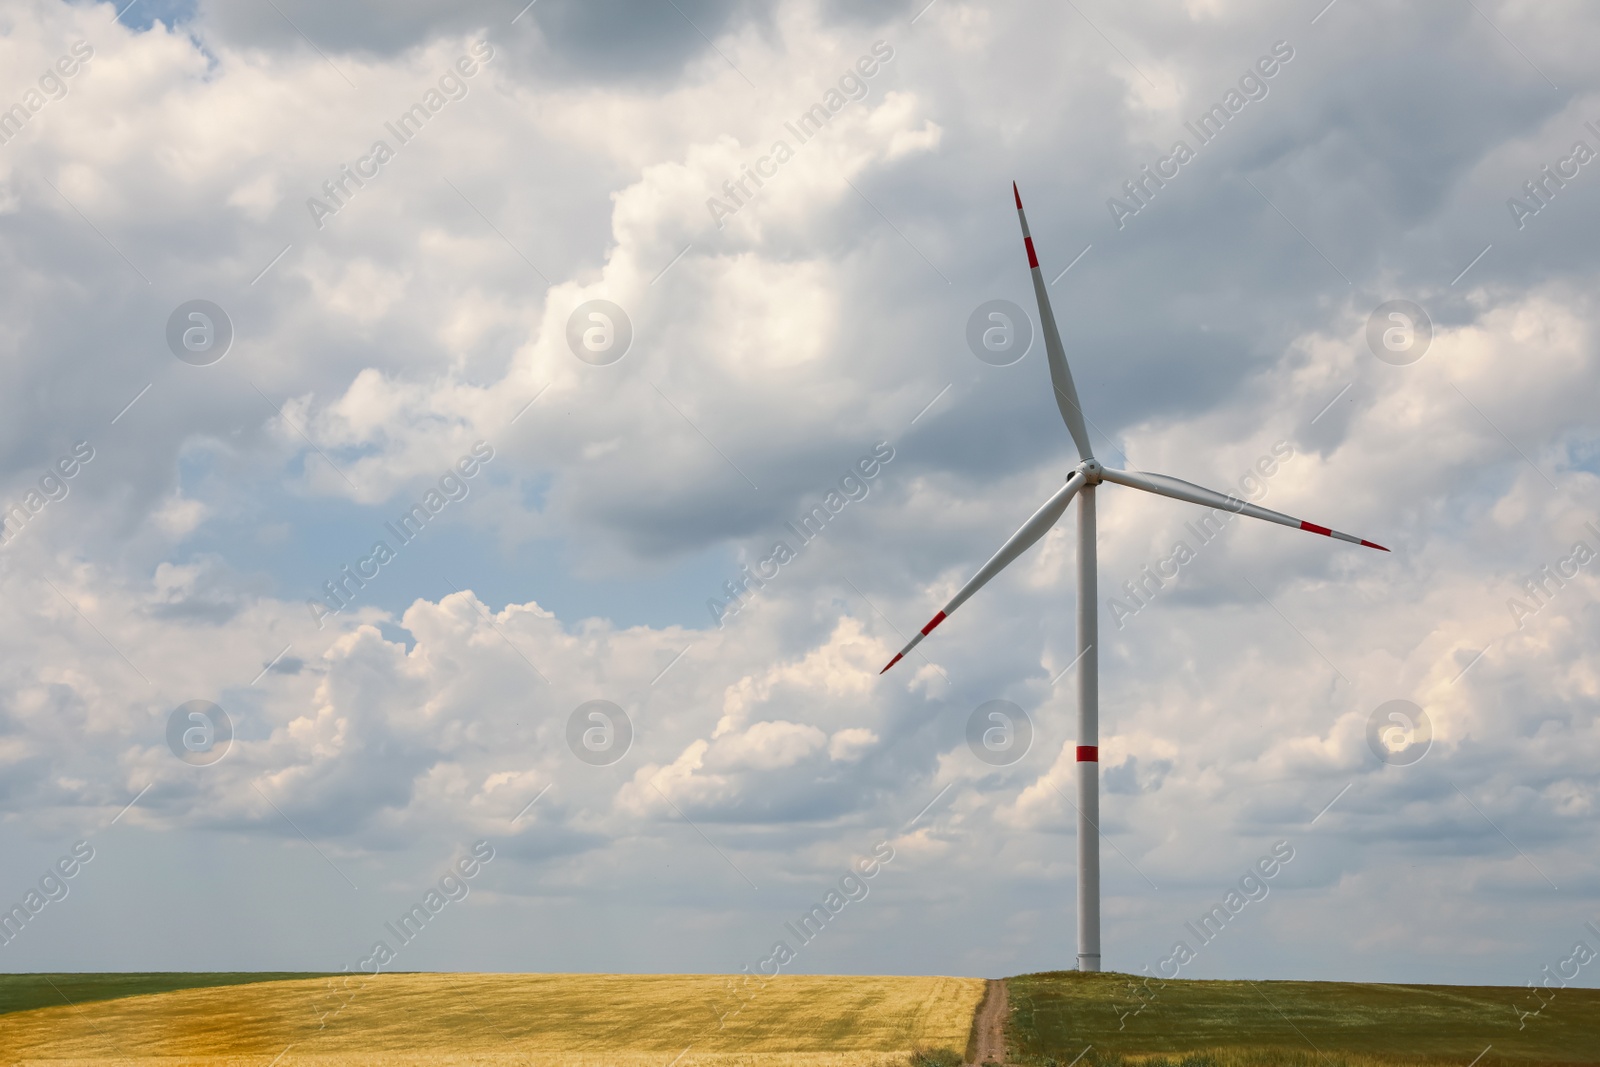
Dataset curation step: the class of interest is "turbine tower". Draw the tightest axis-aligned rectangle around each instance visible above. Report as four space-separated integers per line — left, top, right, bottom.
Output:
881 183 1388 972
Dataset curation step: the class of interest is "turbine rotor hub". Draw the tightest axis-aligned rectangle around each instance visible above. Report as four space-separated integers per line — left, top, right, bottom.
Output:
1076 459 1103 484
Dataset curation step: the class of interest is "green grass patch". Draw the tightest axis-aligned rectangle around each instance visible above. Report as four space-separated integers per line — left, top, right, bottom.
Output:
0 972 334 1017
1007 971 1600 1066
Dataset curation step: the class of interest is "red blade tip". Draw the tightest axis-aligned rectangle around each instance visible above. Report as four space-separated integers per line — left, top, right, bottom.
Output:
880 653 904 674
1012 181 1022 209
1361 540 1390 552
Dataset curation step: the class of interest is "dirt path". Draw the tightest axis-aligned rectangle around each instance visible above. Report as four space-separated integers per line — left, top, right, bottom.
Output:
967 978 1008 1066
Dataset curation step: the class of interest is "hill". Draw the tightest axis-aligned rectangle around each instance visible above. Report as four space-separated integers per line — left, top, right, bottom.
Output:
2 970 1595 1066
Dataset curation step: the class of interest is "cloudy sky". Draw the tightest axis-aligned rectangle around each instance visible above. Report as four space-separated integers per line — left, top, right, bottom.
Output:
0 0 1596 990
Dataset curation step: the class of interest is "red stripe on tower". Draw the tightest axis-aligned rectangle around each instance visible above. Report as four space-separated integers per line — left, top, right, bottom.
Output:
1024 237 1039 268
1300 520 1333 537
1076 745 1098 762
921 611 947 635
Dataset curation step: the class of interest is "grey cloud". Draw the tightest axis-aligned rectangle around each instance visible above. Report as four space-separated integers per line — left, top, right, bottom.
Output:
0 0 1594 983
176 0 762 84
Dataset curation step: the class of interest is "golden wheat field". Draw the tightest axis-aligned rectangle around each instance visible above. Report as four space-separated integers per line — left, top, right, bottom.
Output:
0 972 986 1067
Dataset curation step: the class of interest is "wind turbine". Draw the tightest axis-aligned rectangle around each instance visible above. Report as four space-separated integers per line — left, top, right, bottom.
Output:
880 183 1388 973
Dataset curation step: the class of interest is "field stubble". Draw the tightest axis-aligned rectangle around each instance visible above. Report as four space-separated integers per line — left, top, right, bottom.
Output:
0 972 985 1067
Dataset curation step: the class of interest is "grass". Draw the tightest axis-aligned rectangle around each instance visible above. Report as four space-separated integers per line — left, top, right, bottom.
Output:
0 972 983 1066
1006 970 1600 1067
0 972 332 1017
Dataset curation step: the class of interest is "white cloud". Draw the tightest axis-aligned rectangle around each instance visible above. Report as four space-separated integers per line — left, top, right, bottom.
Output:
0 0 1595 984
828 726 878 762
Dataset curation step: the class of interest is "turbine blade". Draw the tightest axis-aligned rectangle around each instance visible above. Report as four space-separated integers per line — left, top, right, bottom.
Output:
1099 467 1389 551
882 472 1087 673
1015 182 1094 463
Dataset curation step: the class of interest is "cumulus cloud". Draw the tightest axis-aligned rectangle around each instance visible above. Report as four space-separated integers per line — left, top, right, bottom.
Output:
0 0 1595 984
